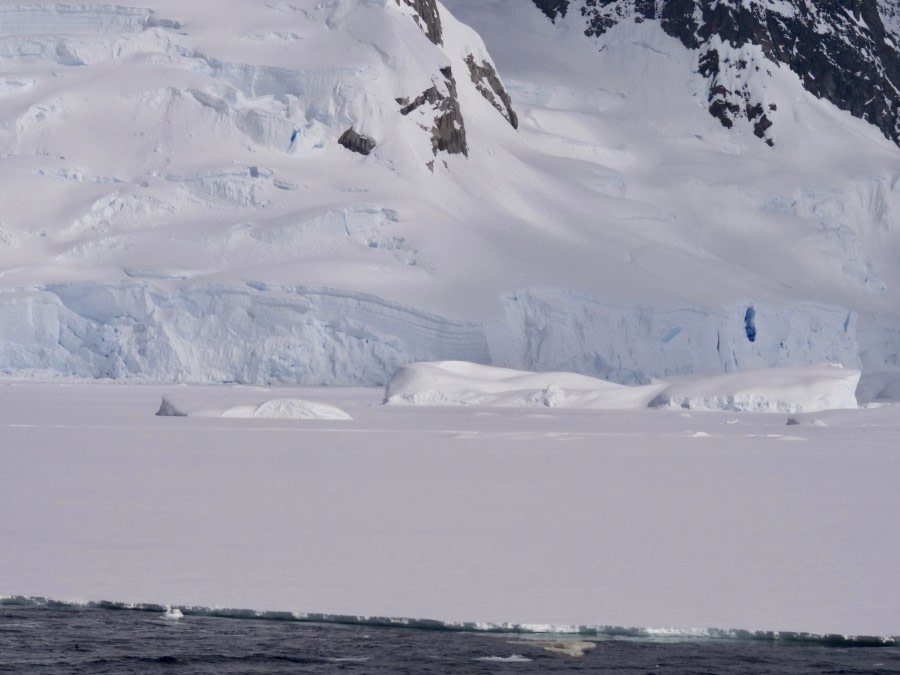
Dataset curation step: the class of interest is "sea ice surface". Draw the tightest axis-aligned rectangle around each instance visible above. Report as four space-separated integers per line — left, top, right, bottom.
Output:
2 380 899 638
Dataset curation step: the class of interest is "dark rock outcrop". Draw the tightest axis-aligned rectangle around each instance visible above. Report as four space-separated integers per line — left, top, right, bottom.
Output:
545 0 900 147
338 128 376 155
533 0 570 21
395 0 443 45
697 45 775 145
398 67 468 156
465 54 519 129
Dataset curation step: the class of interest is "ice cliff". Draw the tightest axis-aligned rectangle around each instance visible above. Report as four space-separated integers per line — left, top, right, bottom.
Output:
0 282 864 386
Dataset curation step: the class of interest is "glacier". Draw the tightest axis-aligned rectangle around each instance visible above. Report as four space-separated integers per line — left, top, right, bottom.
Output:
0 0 898 392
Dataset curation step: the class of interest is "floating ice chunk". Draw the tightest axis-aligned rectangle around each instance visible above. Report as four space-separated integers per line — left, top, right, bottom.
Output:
162 606 183 620
508 640 596 657
476 654 533 663
787 416 828 426
156 393 351 420
384 360 665 409
649 365 859 413
222 398 353 420
386 361 859 413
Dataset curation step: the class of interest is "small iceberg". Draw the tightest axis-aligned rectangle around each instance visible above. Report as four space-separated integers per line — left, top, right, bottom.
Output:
156 392 352 420
162 606 183 620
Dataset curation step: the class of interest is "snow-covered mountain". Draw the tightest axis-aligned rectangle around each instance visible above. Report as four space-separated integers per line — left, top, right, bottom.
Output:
0 0 898 392
532 0 900 147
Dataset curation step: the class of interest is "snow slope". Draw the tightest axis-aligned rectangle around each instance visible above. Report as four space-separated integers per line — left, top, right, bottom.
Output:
0 0 898 388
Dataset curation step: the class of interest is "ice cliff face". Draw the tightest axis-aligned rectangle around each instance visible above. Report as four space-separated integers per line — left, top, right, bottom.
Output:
0 282 861 385
535 0 900 147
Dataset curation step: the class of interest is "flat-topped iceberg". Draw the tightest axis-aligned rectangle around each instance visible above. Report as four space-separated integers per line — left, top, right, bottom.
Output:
384 361 859 413
648 365 860 413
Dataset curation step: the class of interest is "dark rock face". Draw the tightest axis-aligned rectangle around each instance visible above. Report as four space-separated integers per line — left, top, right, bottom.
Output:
465 54 519 129
338 128 377 155
549 0 900 147
398 67 468 156
696 44 776 145
533 0 570 21
395 0 443 45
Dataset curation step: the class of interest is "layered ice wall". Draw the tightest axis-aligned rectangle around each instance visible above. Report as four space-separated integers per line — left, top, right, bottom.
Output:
491 290 858 385
0 282 860 385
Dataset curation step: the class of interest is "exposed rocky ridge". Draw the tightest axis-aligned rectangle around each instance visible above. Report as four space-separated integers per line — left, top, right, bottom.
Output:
395 0 443 44
397 67 468 156
390 0 517 160
538 0 900 147
464 54 519 129
697 45 776 145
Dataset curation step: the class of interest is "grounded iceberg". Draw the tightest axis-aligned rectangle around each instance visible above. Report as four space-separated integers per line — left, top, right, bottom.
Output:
385 360 860 413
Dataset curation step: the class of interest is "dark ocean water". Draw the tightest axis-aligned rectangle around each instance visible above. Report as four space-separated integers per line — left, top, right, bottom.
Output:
2 601 899 674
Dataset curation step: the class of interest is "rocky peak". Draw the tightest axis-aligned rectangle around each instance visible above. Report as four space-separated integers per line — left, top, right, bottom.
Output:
537 0 900 147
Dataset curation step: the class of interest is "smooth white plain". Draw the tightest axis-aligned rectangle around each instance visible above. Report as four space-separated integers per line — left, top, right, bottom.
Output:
2 380 898 637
